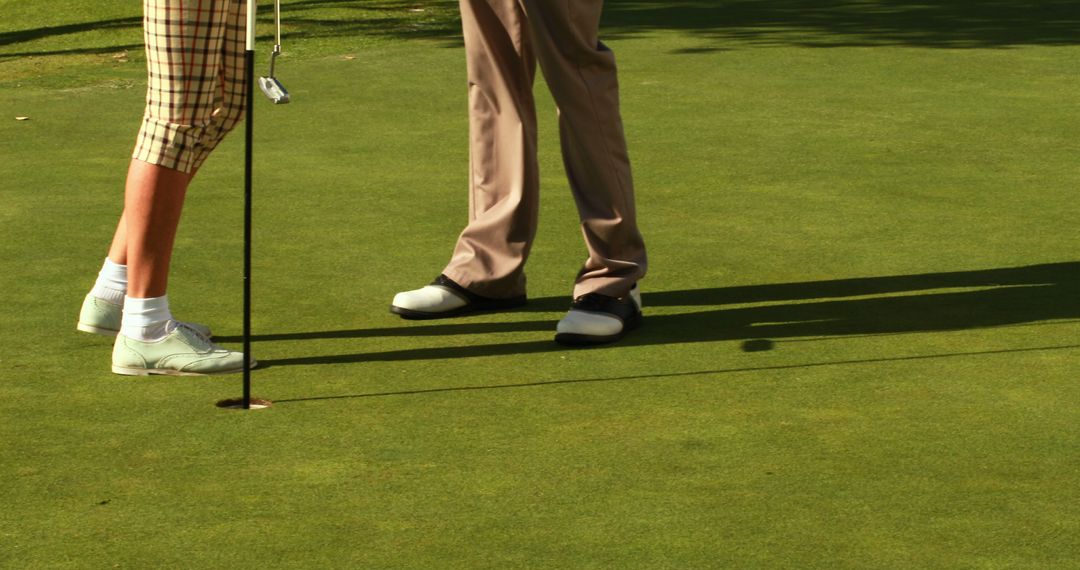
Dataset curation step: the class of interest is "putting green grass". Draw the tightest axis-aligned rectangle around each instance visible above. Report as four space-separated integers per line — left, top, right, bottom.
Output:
2 1 1079 567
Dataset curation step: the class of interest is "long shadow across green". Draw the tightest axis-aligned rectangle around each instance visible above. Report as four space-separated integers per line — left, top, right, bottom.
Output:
272 343 1079 403
244 262 1080 367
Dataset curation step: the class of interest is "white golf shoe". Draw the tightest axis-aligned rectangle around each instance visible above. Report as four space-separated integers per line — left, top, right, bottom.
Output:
390 274 526 319
555 285 642 346
77 294 212 338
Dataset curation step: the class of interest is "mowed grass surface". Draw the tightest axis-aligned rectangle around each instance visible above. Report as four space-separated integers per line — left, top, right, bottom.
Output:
2 1 1079 567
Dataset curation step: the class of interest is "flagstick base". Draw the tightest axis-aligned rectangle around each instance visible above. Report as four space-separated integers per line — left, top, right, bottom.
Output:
217 398 273 410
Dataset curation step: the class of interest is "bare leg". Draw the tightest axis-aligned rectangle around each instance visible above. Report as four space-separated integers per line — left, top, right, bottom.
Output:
122 159 193 298
106 210 128 266
106 163 198 270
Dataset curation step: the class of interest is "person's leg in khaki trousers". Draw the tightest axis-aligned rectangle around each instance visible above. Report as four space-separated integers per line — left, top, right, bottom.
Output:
519 0 646 300
442 0 541 300
392 0 647 344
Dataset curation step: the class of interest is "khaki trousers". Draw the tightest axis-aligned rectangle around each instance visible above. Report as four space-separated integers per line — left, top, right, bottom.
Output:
442 0 648 300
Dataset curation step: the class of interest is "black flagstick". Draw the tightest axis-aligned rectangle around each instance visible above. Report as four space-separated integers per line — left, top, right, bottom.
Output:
242 0 256 410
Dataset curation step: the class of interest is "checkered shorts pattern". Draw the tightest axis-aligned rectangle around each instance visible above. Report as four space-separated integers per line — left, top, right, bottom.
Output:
133 0 248 173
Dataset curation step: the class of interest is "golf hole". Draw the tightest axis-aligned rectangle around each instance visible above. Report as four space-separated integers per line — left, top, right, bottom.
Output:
216 398 273 410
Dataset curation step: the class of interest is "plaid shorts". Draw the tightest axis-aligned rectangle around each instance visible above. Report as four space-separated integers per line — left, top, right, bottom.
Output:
133 0 248 173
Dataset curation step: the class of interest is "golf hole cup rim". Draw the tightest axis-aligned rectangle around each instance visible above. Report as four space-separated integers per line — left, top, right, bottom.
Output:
216 398 273 410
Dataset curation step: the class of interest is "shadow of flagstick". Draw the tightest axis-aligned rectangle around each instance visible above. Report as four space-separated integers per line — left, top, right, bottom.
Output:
213 319 558 344
269 343 1080 404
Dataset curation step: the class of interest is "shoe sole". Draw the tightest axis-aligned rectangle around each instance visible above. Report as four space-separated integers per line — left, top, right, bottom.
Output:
80 323 213 339
77 323 118 337
390 296 527 320
112 359 256 376
554 314 642 347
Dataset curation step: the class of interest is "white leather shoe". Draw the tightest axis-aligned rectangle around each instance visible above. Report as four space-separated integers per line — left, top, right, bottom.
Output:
392 285 468 314
390 275 526 320
555 285 642 346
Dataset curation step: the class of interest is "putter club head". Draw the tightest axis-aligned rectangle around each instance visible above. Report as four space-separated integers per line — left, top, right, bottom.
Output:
258 76 290 104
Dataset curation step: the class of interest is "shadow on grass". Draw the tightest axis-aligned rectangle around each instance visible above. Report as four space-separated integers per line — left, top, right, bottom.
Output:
273 343 1080 403
245 261 1080 370
4 0 1077 61
0 0 461 60
275 0 462 44
600 0 1080 49
0 16 141 48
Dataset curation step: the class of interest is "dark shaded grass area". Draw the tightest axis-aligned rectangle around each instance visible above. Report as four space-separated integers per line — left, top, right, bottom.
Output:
0 15 140 48
3 0 1079 61
603 0 1080 48
0 0 461 60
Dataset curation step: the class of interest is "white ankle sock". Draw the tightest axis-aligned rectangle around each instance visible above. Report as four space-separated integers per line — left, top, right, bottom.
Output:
120 295 175 341
90 258 127 305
